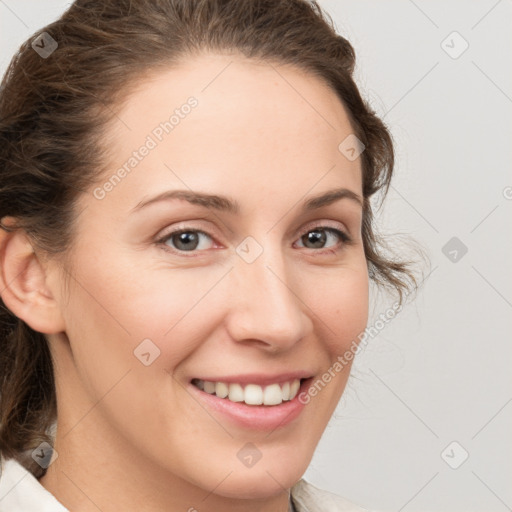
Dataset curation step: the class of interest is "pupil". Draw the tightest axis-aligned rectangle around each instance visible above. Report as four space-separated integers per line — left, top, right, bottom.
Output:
175 232 198 251
305 230 326 248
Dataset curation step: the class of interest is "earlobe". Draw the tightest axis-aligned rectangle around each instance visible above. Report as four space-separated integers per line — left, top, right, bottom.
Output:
0 221 66 334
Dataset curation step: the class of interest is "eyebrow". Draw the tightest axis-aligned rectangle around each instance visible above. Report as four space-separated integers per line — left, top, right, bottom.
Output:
130 187 363 215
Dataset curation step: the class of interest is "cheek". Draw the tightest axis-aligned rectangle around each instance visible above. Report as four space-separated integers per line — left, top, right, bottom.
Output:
306 264 369 356
297 265 368 413
57 258 219 444
62 257 228 377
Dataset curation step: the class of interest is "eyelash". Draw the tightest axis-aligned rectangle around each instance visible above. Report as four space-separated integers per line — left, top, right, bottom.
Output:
155 225 353 257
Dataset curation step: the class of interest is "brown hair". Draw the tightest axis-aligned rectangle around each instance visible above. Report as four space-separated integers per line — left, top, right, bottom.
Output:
0 0 419 477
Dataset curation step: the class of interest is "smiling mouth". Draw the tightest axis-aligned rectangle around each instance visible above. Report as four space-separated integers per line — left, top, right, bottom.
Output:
191 378 304 406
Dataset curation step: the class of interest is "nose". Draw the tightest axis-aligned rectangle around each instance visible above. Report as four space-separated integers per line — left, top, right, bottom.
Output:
223 240 313 352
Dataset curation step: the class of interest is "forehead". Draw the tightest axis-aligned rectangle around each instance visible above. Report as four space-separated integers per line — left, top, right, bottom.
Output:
94 54 362 211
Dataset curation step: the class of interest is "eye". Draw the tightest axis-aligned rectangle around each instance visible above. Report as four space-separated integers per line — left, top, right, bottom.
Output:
158 229 215 253
156 225 352 256
295 226 351 252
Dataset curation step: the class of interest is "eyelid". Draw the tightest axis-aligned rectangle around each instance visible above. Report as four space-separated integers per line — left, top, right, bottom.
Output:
155 220 220 242
297 219 350 238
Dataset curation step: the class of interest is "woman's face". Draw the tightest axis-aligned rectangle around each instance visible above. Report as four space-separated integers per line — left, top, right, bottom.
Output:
47 54 368 500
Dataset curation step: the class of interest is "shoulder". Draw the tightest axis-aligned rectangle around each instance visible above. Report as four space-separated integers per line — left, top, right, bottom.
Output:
290 478 375 512
0 454 69 512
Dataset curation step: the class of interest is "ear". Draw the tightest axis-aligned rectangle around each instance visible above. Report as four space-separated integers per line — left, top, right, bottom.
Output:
0 219 66 334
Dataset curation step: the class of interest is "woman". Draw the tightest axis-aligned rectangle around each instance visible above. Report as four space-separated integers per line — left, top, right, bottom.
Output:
0 1 417 510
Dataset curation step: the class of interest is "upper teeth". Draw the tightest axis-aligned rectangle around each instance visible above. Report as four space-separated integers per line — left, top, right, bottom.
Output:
193 379 301 406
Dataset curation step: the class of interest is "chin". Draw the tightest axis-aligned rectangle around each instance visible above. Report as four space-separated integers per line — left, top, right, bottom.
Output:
206 456 309 500
215 468 306 499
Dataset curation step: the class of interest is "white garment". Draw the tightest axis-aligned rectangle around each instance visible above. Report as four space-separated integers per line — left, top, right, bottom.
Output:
0 455 371 512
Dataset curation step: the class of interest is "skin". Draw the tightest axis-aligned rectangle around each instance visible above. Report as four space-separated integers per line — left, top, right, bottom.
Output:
0 54 368 512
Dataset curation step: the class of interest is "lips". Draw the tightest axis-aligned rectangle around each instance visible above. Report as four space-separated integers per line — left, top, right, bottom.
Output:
192 378 302 406
188 375 313 430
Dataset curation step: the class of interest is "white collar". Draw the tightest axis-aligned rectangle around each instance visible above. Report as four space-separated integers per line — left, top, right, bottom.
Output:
0 455 68 511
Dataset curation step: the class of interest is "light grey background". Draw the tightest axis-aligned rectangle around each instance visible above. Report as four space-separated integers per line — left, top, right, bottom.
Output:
1 1 511 511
